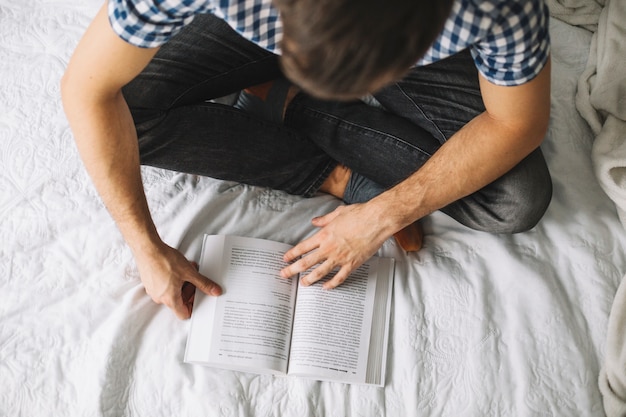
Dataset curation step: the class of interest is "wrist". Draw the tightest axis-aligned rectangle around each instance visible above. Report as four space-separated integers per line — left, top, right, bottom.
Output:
367 186 425 235
117 217 166 261
364 195 409 237
130 233 169 260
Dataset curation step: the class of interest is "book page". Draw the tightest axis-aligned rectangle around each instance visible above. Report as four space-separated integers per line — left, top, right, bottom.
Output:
286 258 380 384
185 235 297 375
364 257 394 385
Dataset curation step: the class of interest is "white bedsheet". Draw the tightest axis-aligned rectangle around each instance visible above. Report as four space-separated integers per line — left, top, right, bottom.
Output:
2 2 626 416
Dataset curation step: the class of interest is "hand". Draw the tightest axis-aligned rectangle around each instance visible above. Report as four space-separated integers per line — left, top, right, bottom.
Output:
280 203 392 289
135 242 222 320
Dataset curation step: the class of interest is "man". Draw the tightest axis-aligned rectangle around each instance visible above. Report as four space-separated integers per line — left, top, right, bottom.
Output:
61 0 552 320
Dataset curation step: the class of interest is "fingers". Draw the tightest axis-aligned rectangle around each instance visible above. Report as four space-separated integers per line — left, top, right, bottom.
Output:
142 254 222 320
281 240 324 278
166 277 222 320
170 290 193 320
281 208 348 277
281 234 341 287
300 261 354 289
298 259 334 287
282 203 387 290
181 281 196 306
321 264 352 290
282 207 345 265
282 235 319 264
188 270 223 297
171 263 222 319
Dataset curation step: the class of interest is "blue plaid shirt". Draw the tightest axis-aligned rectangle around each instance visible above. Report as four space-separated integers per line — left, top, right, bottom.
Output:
108 0 550 86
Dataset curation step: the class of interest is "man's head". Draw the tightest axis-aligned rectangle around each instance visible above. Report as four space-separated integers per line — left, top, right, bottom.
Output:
275 0 454 100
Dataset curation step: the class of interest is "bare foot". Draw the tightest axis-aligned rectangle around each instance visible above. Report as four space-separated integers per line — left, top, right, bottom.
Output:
393 221 423 252
319 165 424 252
243 82 273 100
318 164 351 199
242 81 300 120
283 85 300 119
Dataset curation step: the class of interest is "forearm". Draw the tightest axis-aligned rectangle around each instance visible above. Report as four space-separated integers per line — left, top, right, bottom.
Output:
282 106 548 285
368 58 552 235
61 85 162 255
61 3 163 257
280 55 550 289
368 109 547 234
60 2 220 319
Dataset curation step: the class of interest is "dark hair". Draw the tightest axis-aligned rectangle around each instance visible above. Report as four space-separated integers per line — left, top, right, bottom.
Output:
275 0 454 99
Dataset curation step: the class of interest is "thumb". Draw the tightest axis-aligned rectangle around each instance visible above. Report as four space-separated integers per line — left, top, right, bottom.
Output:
311 207 343 227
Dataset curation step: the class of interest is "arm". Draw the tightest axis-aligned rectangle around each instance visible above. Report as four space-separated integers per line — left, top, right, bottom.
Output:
281 58 552 288
61 4 222 319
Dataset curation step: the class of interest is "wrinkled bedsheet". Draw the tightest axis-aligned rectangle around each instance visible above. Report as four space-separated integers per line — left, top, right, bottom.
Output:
2 1 626 416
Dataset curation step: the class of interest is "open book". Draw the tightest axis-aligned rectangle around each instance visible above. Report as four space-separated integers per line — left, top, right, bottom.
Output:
185 234 395 386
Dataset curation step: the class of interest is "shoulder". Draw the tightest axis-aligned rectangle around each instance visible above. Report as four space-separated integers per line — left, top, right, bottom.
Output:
211 0 282 52
449 0 548 33
108 0 281 52
420 0 550 85
108 0 214 48
468 0 551 86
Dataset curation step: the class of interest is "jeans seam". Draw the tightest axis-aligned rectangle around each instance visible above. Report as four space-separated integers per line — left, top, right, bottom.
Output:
139 103 337 197
392 83 447 143
298 105 434 159
301 160 338 197
177 103 335 150
169 54 279 109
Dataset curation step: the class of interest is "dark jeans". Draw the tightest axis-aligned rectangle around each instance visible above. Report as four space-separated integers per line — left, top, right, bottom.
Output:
123 14 552 233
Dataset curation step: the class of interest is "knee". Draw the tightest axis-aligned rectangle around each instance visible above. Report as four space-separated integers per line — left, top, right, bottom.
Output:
443 150 553 234
452 181 552 234
496 152 553 234
489 179 553 234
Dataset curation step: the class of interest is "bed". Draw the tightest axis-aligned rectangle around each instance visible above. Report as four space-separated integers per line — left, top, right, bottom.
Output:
2 1 626 416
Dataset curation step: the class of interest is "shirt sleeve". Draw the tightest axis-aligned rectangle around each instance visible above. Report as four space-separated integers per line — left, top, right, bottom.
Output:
107 0 214 48
471 0 550 86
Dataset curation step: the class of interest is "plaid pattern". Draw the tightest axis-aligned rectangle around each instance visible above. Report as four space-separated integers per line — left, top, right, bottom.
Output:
108 0 282 52
108 0 549 86
418 0 550 85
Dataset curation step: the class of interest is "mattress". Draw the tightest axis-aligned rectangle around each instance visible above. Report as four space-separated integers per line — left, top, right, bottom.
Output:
2 1 626 416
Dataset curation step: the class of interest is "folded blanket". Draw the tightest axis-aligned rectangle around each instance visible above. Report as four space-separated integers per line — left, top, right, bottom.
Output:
599 274 626 417
573 0 626 415
546 0 605 31
576 0 626 230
